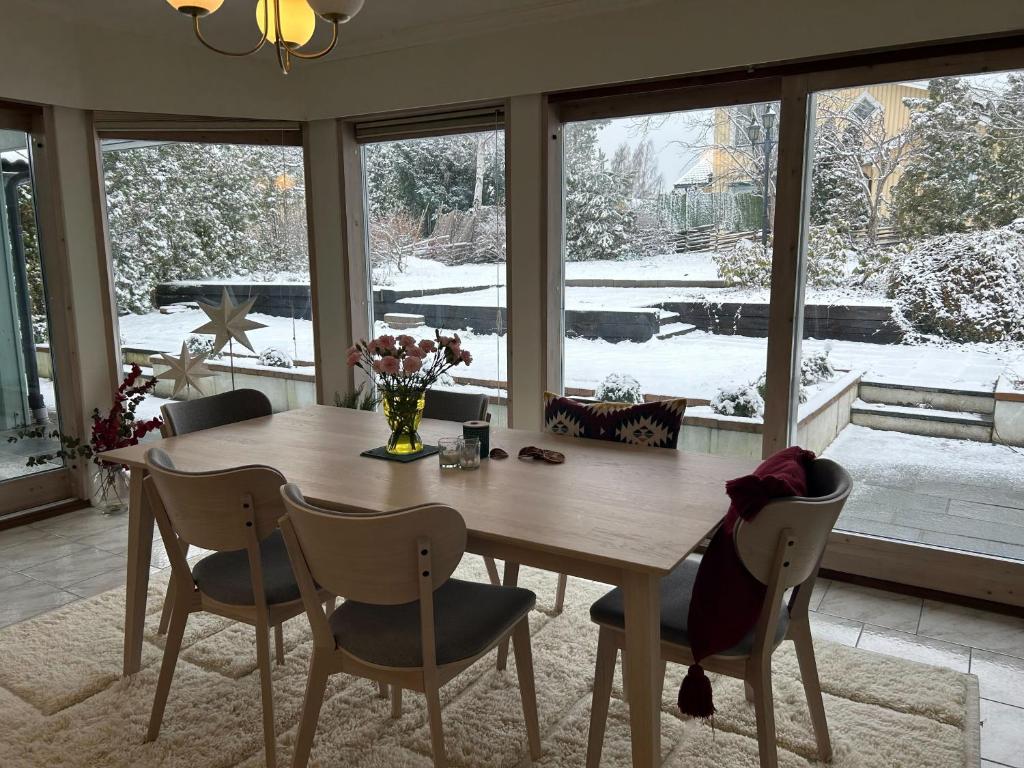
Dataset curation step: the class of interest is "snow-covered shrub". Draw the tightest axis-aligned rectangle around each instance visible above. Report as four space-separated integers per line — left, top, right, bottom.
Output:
185 334 220 359
801 349 836 386
715 236 773 288
32 315 48 345
714 226 852 288
805 225 851 288
257 347 294 369
753 373 808 405
711 383 765 419
595 373 643 404
888 220 1024 343
424 206 507 265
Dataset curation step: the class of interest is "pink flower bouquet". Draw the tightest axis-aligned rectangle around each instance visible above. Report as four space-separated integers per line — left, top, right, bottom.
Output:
346 331 472 454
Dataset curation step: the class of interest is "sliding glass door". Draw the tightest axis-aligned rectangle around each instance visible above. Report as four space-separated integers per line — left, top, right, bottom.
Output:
792 65 1024 600
0 123 74 514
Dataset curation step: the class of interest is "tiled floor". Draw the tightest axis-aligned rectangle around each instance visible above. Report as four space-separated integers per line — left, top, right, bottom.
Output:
1 509 1023 766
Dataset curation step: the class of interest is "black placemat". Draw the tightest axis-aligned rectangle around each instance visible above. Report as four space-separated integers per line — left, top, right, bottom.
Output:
360 444 440 462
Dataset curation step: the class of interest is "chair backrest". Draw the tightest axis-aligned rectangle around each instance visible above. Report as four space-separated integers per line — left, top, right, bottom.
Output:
160 388 272 437
733 458 852 589
423 389 489 423
279 483 466 605
145 447 286 551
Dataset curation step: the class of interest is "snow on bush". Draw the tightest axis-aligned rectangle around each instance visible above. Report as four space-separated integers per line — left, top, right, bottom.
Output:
714 226 851 289
801 348 836 385
595 373 643 404
257 347 294 369
711 383 764 419
888 220 1024 343
185 334 220 359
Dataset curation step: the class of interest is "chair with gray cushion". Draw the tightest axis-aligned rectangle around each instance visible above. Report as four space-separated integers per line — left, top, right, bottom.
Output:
279 484 542 768
422 389 490 423
156 388 273 635
143 447 331 768
160 388 272 438
585 458 852 768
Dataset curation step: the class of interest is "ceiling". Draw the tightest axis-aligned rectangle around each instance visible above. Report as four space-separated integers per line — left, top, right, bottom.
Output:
28 0 645 60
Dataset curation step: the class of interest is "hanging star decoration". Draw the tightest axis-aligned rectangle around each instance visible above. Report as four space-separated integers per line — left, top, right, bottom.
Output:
191 288 267 354
156 342 217 397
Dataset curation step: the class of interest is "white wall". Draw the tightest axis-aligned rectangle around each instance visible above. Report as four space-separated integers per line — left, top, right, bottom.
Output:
2 0 1022 119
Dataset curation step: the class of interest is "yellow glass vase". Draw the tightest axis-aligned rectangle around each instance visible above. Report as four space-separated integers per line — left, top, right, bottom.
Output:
382 390 426 454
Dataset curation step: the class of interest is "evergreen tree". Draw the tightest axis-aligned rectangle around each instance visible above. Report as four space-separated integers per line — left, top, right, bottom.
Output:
810 117 869 233
891 77 989 237
981 72 1024 227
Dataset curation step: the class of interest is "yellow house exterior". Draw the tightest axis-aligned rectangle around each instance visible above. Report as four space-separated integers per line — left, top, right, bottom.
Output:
706 82 929 203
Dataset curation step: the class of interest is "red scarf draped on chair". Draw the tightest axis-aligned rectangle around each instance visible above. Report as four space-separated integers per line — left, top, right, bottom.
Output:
677 446 817 719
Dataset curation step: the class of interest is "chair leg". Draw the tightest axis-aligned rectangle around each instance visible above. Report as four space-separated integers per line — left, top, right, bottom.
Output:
377 681 389 699
255 624 278 768
511 617 543 760
274 623 286 666
554 574 568 615
750 659 779 768
496 561 520 671
157 582 175 636
792 621 832 761
586 627 618 768
424 679 448 768
745 681 756 703
390 685 403 719
484 556 501 586
291 652 329 768
146 599 188 742
157 541 189 636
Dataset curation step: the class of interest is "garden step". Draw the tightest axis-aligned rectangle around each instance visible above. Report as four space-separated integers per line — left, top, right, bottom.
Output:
851 399 994 442
858 378 995 414
656 323 697 340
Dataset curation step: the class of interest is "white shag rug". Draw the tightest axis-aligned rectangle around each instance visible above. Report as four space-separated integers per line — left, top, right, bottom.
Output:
0 558 980 768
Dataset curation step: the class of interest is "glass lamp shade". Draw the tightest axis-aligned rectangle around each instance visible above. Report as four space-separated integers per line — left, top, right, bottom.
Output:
307 0 365 22
166 0 223 15
257 0 316 47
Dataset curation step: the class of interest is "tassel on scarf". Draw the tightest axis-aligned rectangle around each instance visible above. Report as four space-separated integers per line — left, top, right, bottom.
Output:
677 664 715 719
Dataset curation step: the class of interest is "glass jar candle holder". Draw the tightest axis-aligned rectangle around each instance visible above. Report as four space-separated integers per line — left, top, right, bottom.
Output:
459 437 481 470
438 437 463 470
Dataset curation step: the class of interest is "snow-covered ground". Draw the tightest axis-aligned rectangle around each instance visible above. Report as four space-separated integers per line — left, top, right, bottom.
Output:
117 307 1020 400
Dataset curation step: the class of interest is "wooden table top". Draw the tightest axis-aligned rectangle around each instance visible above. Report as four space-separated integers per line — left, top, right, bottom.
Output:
103 405 755 576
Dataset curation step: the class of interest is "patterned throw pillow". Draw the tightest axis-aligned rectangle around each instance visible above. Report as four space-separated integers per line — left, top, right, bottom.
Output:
542 392 687 449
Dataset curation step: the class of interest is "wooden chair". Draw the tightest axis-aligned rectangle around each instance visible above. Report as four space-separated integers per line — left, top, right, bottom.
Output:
278 484 543 768
143 447 331 768
156 388 274 635
585 458 852 768
421 389 501 585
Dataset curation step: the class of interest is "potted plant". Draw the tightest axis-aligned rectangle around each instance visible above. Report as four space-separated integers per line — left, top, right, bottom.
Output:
346 331 472 454
8 364 163 513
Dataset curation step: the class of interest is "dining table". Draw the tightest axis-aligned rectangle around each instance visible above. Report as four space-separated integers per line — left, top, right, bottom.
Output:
102 404 755 768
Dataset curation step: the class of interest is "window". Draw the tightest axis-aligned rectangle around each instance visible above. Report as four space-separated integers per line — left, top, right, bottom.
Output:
0 128 66 485
99 137 313 415
360 122 508 424
560 100 780 457
800 71 1024 561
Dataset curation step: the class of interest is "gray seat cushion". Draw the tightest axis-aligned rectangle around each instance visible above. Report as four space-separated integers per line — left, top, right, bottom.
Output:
329 578 536 667
590 557 789 657
191 530 301 606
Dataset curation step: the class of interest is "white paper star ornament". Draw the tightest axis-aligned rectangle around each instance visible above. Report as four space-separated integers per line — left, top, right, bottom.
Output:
156 342 217 397
191 287 267 354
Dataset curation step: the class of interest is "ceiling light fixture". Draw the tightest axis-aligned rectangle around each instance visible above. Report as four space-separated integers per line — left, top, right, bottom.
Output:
165 0 364 74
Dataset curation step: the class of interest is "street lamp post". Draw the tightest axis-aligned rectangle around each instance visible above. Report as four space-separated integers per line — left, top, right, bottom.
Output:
747 105 776 247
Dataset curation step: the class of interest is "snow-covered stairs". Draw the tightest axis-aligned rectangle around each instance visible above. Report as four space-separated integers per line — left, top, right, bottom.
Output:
655 313 696 340
851 378 995 442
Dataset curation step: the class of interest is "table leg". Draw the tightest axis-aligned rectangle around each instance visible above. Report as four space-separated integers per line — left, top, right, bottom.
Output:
496 561 519 671
622 570 661 768
123 466 154 676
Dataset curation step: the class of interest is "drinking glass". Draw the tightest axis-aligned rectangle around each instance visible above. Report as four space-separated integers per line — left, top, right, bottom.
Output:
460 437 481 470
438 437 463 469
